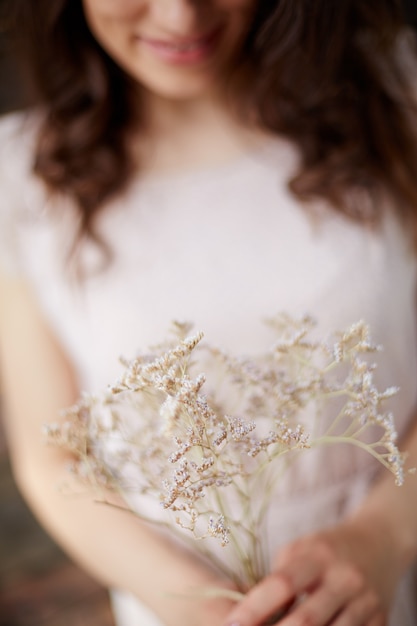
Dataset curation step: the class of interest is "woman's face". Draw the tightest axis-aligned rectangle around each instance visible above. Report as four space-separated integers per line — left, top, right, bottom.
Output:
82 0 257 100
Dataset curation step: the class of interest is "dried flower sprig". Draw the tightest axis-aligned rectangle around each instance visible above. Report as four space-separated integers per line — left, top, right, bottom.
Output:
45 316 406 590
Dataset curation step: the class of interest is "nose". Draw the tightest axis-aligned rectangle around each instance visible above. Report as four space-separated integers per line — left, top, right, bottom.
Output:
151 0 205 35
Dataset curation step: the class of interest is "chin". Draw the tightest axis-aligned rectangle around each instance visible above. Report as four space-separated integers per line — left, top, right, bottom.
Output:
137 73 220 102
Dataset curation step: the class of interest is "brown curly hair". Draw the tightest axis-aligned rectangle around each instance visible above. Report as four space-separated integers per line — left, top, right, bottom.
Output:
9 0 417 243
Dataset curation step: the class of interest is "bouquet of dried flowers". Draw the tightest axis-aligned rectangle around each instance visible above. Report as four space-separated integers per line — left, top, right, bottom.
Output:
45 315 405 592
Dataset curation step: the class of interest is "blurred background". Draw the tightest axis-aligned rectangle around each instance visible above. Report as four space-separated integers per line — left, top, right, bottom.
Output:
0 1 417 625
404 0 417 27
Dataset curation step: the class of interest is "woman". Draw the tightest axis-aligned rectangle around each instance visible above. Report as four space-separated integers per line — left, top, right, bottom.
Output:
1 1 417 624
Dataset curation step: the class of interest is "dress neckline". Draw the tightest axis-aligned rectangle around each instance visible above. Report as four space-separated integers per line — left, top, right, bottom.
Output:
126 134 298 192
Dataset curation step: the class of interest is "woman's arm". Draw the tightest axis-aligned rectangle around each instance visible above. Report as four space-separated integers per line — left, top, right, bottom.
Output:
0 273 235 626
223 416 417 626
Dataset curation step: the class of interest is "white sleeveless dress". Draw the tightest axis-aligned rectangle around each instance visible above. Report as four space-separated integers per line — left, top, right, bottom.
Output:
1 111 416 625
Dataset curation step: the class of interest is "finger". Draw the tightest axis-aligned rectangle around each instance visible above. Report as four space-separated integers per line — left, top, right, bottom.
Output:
276 563 365 626
331 591 382 626
224 558 324 626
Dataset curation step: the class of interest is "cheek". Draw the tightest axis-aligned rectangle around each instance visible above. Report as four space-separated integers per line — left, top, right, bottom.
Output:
82 0 145 63
82 0 145 23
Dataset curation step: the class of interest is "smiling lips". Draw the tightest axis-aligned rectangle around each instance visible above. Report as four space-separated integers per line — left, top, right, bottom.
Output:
138 27 223 65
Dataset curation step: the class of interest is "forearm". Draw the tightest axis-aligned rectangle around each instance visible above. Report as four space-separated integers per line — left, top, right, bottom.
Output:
11 445 234 626
223 417 417 626
348 415 417 573
0 278 234 626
